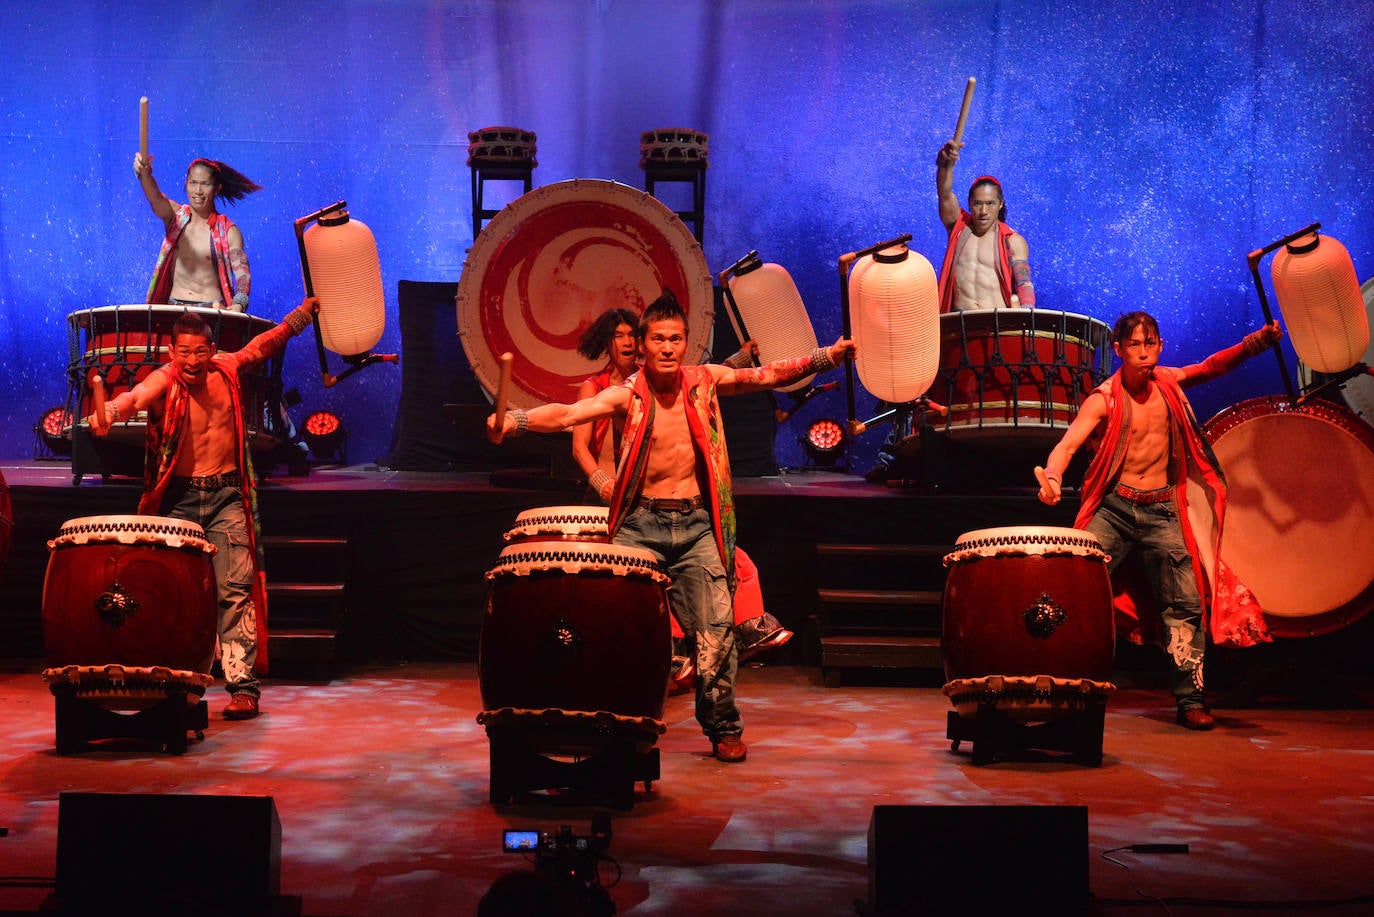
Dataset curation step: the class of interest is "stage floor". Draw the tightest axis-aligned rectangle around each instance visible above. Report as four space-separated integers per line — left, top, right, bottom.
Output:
1 661 1372 916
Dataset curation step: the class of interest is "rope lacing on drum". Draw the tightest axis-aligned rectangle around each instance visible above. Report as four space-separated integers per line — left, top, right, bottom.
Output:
487 546 670 583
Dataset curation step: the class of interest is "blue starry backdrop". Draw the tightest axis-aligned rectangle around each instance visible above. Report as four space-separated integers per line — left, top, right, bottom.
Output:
1 0 1371 471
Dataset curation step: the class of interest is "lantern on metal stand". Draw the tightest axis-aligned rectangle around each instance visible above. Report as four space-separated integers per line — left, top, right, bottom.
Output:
1248 221 1371 402
294 201 397 388
839 234 944 481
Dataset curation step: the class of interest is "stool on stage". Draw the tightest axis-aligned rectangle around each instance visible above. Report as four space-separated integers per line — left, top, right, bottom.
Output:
467 126 536 237
477 536 673 809
940 526 1116 766
40 515 218 754
640 127 708 244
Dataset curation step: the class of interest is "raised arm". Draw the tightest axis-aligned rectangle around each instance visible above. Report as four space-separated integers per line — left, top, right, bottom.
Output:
133 152 176 226
937 140 963 233
228 298 317 369
1170 321 1282 388
1037 391 1109 505
716 337 855 395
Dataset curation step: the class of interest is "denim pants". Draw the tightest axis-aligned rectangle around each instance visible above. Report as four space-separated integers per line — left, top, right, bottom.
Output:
1085 491 1206 708
615 505 741 741
163 482 260 698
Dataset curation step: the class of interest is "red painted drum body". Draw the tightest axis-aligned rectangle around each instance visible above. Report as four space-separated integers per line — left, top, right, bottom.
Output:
502 505 611 545
42 515 218 677
1203 396 1374 638
942 527 1116 719
927 309 1111 442
479 540 673 722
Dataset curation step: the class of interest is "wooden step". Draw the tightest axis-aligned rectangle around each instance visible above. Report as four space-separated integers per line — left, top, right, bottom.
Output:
818 588 942 608
266 582 346 601
817 543 949 560
820 634 943 671
261 535 348 549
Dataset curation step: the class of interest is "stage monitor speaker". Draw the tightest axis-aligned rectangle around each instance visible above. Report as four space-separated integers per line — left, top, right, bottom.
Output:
868 804 1088 915
56 792 282 915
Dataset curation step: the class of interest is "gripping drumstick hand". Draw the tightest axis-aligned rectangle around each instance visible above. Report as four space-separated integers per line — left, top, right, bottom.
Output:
89 373 111 437
1034 465 1061 505
490 352 514 444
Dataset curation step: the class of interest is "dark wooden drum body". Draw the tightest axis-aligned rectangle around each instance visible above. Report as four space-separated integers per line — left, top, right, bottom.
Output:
502 505 610 544
942 527 1115 720
42 515 218 677
479 540 672 723
927 309 1111 442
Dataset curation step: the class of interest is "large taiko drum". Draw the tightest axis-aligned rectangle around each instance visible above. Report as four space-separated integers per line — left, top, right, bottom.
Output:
64 305 284 449
941 526 1116 720
502 505 610 544
927 309 1112 443
456 178 713 409
1203 396 1374 638
41 515 217 706
479 540 673 724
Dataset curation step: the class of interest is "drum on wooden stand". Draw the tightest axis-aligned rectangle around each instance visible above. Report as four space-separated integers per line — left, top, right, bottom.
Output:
927 309 1112 444
477 538 673 806
1203 396 1374 638
941 526 1116 765
40 515 218 753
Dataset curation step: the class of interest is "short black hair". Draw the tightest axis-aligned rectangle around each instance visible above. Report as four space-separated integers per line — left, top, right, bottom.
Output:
171 311 216 345
1112 310 1160 345
638 288 686 338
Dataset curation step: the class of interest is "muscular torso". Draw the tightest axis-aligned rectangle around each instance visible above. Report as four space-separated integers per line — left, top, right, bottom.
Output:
1117 383 1173 490
640 389 701 499
952 228 1004 310
172 372 239 476
169 217 225 303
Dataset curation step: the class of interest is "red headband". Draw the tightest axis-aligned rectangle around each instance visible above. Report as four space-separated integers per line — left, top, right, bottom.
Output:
970 174 1002 194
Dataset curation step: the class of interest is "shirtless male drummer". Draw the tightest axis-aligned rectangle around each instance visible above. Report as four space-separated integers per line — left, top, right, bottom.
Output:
135 152 261 312
936 139 1036 312
489 290 854 763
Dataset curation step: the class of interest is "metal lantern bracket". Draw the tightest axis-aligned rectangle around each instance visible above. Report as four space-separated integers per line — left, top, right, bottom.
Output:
294 200 398 388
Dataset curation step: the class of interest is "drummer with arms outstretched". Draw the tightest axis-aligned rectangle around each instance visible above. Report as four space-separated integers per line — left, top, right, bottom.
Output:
1035 310 1282 730
936 139 1035 312
87 298 319 720
490 289 854 763
135 151 261 312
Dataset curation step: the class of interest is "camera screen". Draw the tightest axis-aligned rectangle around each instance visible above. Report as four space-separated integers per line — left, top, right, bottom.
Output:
502 830 541 852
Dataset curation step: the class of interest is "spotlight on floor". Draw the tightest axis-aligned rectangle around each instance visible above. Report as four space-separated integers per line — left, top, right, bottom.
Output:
303 410 347 464
801 417 847 469
35 405 73 458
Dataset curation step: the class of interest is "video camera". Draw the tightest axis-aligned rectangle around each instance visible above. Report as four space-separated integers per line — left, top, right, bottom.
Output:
503 812 615 888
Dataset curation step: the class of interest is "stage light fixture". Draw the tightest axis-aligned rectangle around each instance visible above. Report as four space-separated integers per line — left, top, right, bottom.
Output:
802 417 848 468
35 405 73 458
302 410 347 464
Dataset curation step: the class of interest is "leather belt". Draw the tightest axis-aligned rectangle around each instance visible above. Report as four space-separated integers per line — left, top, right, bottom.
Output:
1115 482 1174 505
174 471 243 491
637 494 704 513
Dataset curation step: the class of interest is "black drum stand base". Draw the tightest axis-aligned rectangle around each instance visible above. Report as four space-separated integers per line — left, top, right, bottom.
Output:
947 701 1107 767
50 686 209 755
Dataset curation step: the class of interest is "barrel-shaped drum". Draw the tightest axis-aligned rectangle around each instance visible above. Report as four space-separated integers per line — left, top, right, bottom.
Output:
480 540 673 722
942 526 1115 719
502 505 610 544
42 515 218 678
928 309 1112 441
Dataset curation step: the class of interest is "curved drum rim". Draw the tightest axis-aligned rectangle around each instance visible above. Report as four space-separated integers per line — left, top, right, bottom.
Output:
1204 394 1374 638
455 177 713 410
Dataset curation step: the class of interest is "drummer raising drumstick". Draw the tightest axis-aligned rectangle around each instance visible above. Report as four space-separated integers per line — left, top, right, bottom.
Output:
936 79 1036 312
1035 311 1282 730
134 100 261 312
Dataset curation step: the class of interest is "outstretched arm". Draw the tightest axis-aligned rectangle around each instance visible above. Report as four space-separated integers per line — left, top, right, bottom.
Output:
716 337 855 395
1171 321 1282 387
1036 391 1108 505
229 297 317 369
88 366 172 436
488 385 630 443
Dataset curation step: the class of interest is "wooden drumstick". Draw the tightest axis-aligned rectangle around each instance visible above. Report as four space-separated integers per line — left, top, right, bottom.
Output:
139 96 149 160
491 351 514 444
1034 465 1054 495
89 372 110 435
953 77 976 144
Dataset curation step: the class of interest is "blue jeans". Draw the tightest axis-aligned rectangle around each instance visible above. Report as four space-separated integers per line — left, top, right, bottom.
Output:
163 482 260 699
1085 491 1206 708
615 505 741 741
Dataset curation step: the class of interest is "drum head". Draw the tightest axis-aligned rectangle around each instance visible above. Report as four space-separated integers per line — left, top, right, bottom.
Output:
1205 396 1374 637
456 179 713 409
